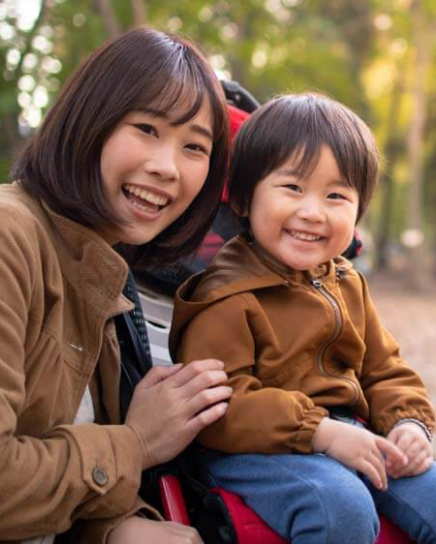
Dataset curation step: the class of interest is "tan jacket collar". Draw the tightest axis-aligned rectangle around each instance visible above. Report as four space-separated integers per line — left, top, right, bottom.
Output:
189 234 353 303
30 192 133 316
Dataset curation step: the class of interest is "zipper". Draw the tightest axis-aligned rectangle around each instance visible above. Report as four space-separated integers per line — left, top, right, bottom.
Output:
311 278 360 405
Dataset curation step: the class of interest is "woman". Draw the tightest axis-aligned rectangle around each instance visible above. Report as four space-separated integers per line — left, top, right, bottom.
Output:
0 27 231 544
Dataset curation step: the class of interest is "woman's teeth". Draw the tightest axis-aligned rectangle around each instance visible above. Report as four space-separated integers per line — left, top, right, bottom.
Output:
123 183 169 207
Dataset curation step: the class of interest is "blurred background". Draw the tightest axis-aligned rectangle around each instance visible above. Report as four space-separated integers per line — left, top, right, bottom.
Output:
1 0 436 408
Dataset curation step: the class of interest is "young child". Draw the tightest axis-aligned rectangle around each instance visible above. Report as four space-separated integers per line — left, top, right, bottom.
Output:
170 93 436 544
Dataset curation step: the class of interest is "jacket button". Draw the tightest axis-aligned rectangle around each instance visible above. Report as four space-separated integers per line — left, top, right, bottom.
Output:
92 467 108 486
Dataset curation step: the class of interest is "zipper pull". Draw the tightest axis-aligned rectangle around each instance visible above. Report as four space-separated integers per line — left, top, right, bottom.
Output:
312 278 323 289
336 266 347 281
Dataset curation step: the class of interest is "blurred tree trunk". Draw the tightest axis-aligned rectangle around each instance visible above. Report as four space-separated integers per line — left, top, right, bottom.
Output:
93 0 120 38
405 0 436 288
131 0 146 27
374 73 404 270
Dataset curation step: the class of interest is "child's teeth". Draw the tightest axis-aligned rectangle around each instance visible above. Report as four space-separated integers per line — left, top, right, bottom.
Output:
291 231 321 241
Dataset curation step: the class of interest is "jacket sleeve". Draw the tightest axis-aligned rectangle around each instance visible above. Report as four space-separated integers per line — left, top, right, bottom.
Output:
358 273 435 437
0 214 144 541
176 293 328 454
70 497 163 544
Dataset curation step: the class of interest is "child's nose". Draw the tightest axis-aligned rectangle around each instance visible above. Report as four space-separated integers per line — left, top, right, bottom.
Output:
296 198 325 222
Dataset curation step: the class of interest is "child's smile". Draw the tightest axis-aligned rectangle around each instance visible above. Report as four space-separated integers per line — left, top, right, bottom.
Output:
287 229 325 242
246 145 359 271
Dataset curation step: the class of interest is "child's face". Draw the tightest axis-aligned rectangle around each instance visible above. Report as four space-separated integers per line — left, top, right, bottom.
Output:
247 145 359 270
98 98 213 246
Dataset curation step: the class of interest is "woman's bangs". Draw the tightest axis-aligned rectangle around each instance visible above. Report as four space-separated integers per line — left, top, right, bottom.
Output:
135 71 205 126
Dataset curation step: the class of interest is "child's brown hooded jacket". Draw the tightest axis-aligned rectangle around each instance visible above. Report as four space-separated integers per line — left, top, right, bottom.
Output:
170 234 434 454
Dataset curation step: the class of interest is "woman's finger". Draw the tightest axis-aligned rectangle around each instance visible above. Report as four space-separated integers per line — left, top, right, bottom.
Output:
139 364 183 388
187 402 229 435
185 385 232 416
168 359 226 388
179 369 229 400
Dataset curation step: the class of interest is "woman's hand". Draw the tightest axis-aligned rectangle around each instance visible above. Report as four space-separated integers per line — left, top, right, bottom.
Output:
313 418 407 490
386 422 434 478
108 516 203 544
125 360 232 469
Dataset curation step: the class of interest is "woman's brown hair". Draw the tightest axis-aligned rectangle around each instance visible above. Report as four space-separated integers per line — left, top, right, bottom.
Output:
228 93 378 224
13 27 230 268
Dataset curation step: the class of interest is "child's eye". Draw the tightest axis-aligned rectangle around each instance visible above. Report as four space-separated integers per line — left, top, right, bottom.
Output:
133 123 157 136
284 184 302 193
328 192 346 200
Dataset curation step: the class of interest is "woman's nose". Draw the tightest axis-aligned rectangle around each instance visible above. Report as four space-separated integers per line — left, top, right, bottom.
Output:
143 145 179 181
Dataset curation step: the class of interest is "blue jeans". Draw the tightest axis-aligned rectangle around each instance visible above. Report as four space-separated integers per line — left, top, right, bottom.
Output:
201 450 436 544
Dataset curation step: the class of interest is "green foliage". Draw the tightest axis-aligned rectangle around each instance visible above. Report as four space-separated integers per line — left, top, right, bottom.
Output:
1 0 436 270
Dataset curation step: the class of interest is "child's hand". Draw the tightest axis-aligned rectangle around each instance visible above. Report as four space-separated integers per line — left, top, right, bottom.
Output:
313 418 407 490
386 422 433 478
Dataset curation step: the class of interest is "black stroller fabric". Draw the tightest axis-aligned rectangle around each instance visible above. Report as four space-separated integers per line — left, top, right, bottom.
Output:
117 272 236 544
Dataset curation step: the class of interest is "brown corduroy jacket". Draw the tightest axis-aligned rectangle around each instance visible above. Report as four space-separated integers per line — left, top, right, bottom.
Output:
170 234 435 454
0 184 161 544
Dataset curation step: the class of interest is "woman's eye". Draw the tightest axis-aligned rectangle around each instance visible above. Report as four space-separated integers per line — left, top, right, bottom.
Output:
186 143 210 156
134 123 157 136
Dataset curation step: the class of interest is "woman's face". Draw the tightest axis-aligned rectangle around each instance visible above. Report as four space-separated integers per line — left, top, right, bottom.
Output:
99 98 213 246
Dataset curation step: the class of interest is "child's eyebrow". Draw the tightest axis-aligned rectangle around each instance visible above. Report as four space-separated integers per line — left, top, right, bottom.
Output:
277 168 300 177
327 178 351 189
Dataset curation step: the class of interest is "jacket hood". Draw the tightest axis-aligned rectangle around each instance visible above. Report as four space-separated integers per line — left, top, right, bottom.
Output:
169 234 352 359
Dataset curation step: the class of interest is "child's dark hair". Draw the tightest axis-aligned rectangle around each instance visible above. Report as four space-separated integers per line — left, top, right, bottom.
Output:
13 27 230 268
228 93 378 224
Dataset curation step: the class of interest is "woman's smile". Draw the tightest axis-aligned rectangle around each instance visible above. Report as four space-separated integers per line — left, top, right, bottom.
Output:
99 99 213 246
122 183 172 215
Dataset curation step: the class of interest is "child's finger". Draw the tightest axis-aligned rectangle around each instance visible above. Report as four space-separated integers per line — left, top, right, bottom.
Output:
394 432 414 454
359 459 384 490
401 439 423 463
403 451 433 476
369 451 388 490
375 435 408 466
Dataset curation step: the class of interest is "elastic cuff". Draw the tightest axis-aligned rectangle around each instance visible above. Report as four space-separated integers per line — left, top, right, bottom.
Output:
295 406 329 453
391 418 433 443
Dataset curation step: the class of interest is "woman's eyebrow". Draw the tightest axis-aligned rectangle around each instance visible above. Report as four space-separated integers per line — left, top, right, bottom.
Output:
190 124 213 141
132 109 213 141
